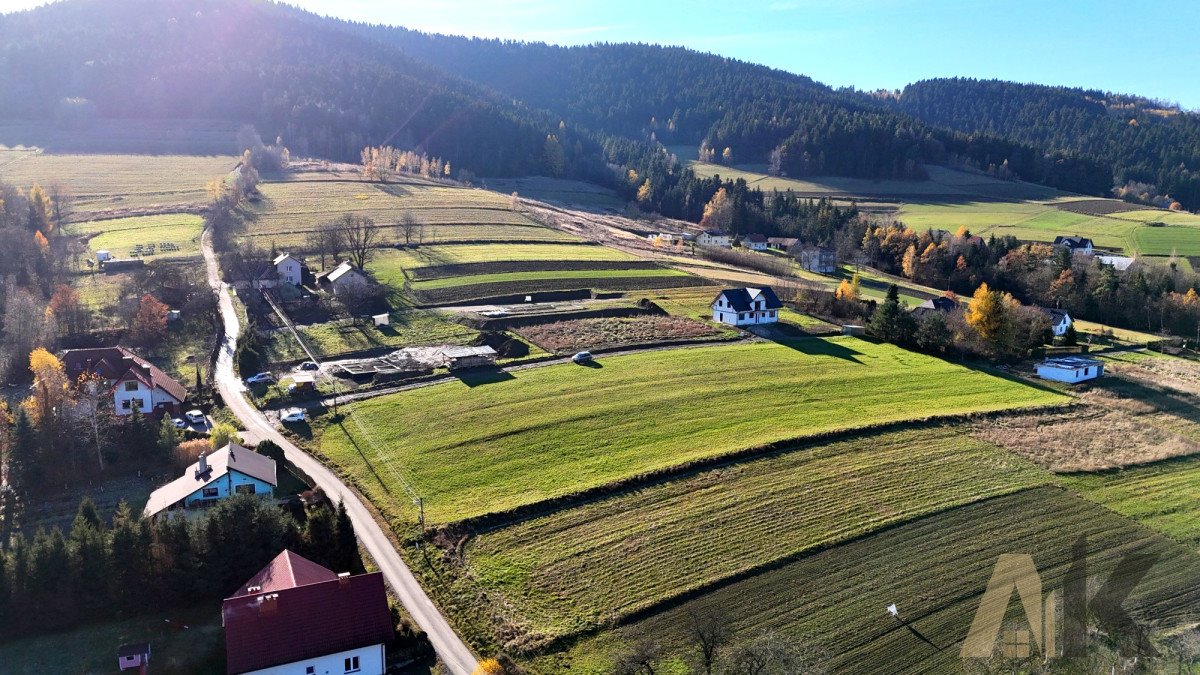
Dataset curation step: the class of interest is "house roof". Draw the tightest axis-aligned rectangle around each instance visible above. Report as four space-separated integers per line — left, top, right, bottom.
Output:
61 346 186 404
744 233 768 243
912 296 959 313
1053 235 1093 249
318 261 362 284
712 287 783 312
701 230 728 237
1041 356 1101 369
143 444 277 517
440 345 498 360
222 557 393 674
230 550 339 597
1038 307 1072 325
272 253 297 266
767 237 799 246
1097 254 1135 271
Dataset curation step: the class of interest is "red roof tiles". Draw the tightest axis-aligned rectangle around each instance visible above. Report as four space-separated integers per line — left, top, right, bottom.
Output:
222 551 393 674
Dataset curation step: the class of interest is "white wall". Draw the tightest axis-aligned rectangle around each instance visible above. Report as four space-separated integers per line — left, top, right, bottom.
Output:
183 470 274 508
245 644 385 675
1036 363 1101 383
113 379 151 416
277 259 302 285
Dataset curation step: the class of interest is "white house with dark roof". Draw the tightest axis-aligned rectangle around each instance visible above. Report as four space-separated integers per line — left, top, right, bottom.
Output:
272 253 303 286
144 443 277 518
712 287 782 326
1053 236 1094 256
743 233 769 251
1039 307 1074 337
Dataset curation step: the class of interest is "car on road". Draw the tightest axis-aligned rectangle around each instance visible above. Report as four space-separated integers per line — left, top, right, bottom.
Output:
280 408 306 423
245 372 274 384
172 417 188 429
572 351 594 364
297 361 319 371
185 409 206 425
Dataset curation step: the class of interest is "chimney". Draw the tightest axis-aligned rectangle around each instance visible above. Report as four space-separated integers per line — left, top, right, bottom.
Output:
258 593 279 616
338 572 351 588
196 452 208 477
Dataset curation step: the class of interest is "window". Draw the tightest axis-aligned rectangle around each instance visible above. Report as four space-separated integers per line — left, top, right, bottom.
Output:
121 399 131 410
124 381 139 391
344 655 360 673
201 487 219 498
235 484 256 495
306 667 315 675
739 313 746 320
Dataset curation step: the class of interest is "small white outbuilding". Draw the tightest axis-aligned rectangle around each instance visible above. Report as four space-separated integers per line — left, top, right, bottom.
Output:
1036 356 1103 384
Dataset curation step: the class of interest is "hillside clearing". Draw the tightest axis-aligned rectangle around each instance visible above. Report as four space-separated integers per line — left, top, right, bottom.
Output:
314 337 1065 524
73 213 204 260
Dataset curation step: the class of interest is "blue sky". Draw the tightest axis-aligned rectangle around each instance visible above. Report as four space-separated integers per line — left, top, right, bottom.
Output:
5 0 1199 108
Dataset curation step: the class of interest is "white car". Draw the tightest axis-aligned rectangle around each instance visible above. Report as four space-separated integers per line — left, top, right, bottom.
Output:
572 351 594 364
245 372 274 384
172 417 188 429
280 408 306 423
185 409 206 425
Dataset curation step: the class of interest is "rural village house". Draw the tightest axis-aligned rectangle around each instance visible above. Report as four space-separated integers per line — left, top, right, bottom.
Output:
743 233 769 251
767 236 799 251
273 253 303 286
1053 235 1094 256
62 346 187 417
1036 356 1103 384
797 246 836 274
143 443 277 518
222 550 394 675
697 230 732 248
911 295 960 319
712 287 782 326
1039 307 1074 336
316 261 369 296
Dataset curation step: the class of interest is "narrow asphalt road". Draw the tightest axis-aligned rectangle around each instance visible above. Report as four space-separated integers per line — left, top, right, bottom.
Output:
201 232 478 675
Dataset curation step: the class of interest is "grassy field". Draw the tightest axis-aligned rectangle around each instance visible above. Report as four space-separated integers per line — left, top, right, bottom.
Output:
246 179 575 248
0 603 225 674
0 152 235 217
372 243 638 270
1064 456 1200 550
315 337 1064 524
539 487 1200 674
409 267 690 291
460 426 1052 643
484 176 626 211
73 213 204 260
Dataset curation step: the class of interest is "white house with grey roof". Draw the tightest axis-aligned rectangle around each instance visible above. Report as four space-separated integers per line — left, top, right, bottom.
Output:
712 287 783 326
144 443 277 518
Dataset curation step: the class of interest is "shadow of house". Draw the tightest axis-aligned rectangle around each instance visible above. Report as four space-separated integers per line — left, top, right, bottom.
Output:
453 366 516 387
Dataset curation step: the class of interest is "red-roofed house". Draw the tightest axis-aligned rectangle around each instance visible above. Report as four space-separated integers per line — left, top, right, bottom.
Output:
62 346 186 417
222 551 393 675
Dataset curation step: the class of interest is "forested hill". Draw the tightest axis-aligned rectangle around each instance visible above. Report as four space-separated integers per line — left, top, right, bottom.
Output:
893 78 1200 208
0 0 606 177
368 28 1111 194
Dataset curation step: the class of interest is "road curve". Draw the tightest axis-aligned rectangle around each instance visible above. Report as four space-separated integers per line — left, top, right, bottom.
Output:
201 231 478 675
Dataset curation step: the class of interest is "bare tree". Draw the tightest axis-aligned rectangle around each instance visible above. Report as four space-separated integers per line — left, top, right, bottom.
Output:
612 638 661 675
336 214 379 270
45 182 73 227
686 610 732 674
724 631 828 675
398 211 422 247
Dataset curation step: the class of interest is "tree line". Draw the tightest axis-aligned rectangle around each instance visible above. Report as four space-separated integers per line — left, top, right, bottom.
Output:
0 487 362 638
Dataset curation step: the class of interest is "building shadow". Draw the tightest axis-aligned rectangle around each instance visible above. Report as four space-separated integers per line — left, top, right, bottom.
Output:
453 366 517 387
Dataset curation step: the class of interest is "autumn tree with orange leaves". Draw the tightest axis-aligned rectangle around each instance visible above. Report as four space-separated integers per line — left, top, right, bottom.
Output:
130 294 169 346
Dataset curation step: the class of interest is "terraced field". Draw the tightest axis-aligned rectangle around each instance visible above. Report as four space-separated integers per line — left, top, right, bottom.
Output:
73 213 204 260
0 152 236 217
373 243 638 270
246 179 575 247
463 427 1051 644
539 487 1200 674
267 310 482 360
1064 456 1200 550
314 337 1065 524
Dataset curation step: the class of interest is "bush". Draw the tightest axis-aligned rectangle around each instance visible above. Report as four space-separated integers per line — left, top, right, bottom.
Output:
209 422 239 449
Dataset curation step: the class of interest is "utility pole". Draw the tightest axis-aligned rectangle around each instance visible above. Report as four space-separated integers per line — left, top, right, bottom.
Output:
414 497 425 532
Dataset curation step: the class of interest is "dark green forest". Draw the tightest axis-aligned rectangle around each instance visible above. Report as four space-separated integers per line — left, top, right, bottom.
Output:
2 0 1199 211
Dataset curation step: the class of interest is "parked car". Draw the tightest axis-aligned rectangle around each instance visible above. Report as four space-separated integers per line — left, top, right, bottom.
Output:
297 361 319 371
572 351 594 364
185 409 206 425
172 417 188 429
245 372 274 384
281 408 306 423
